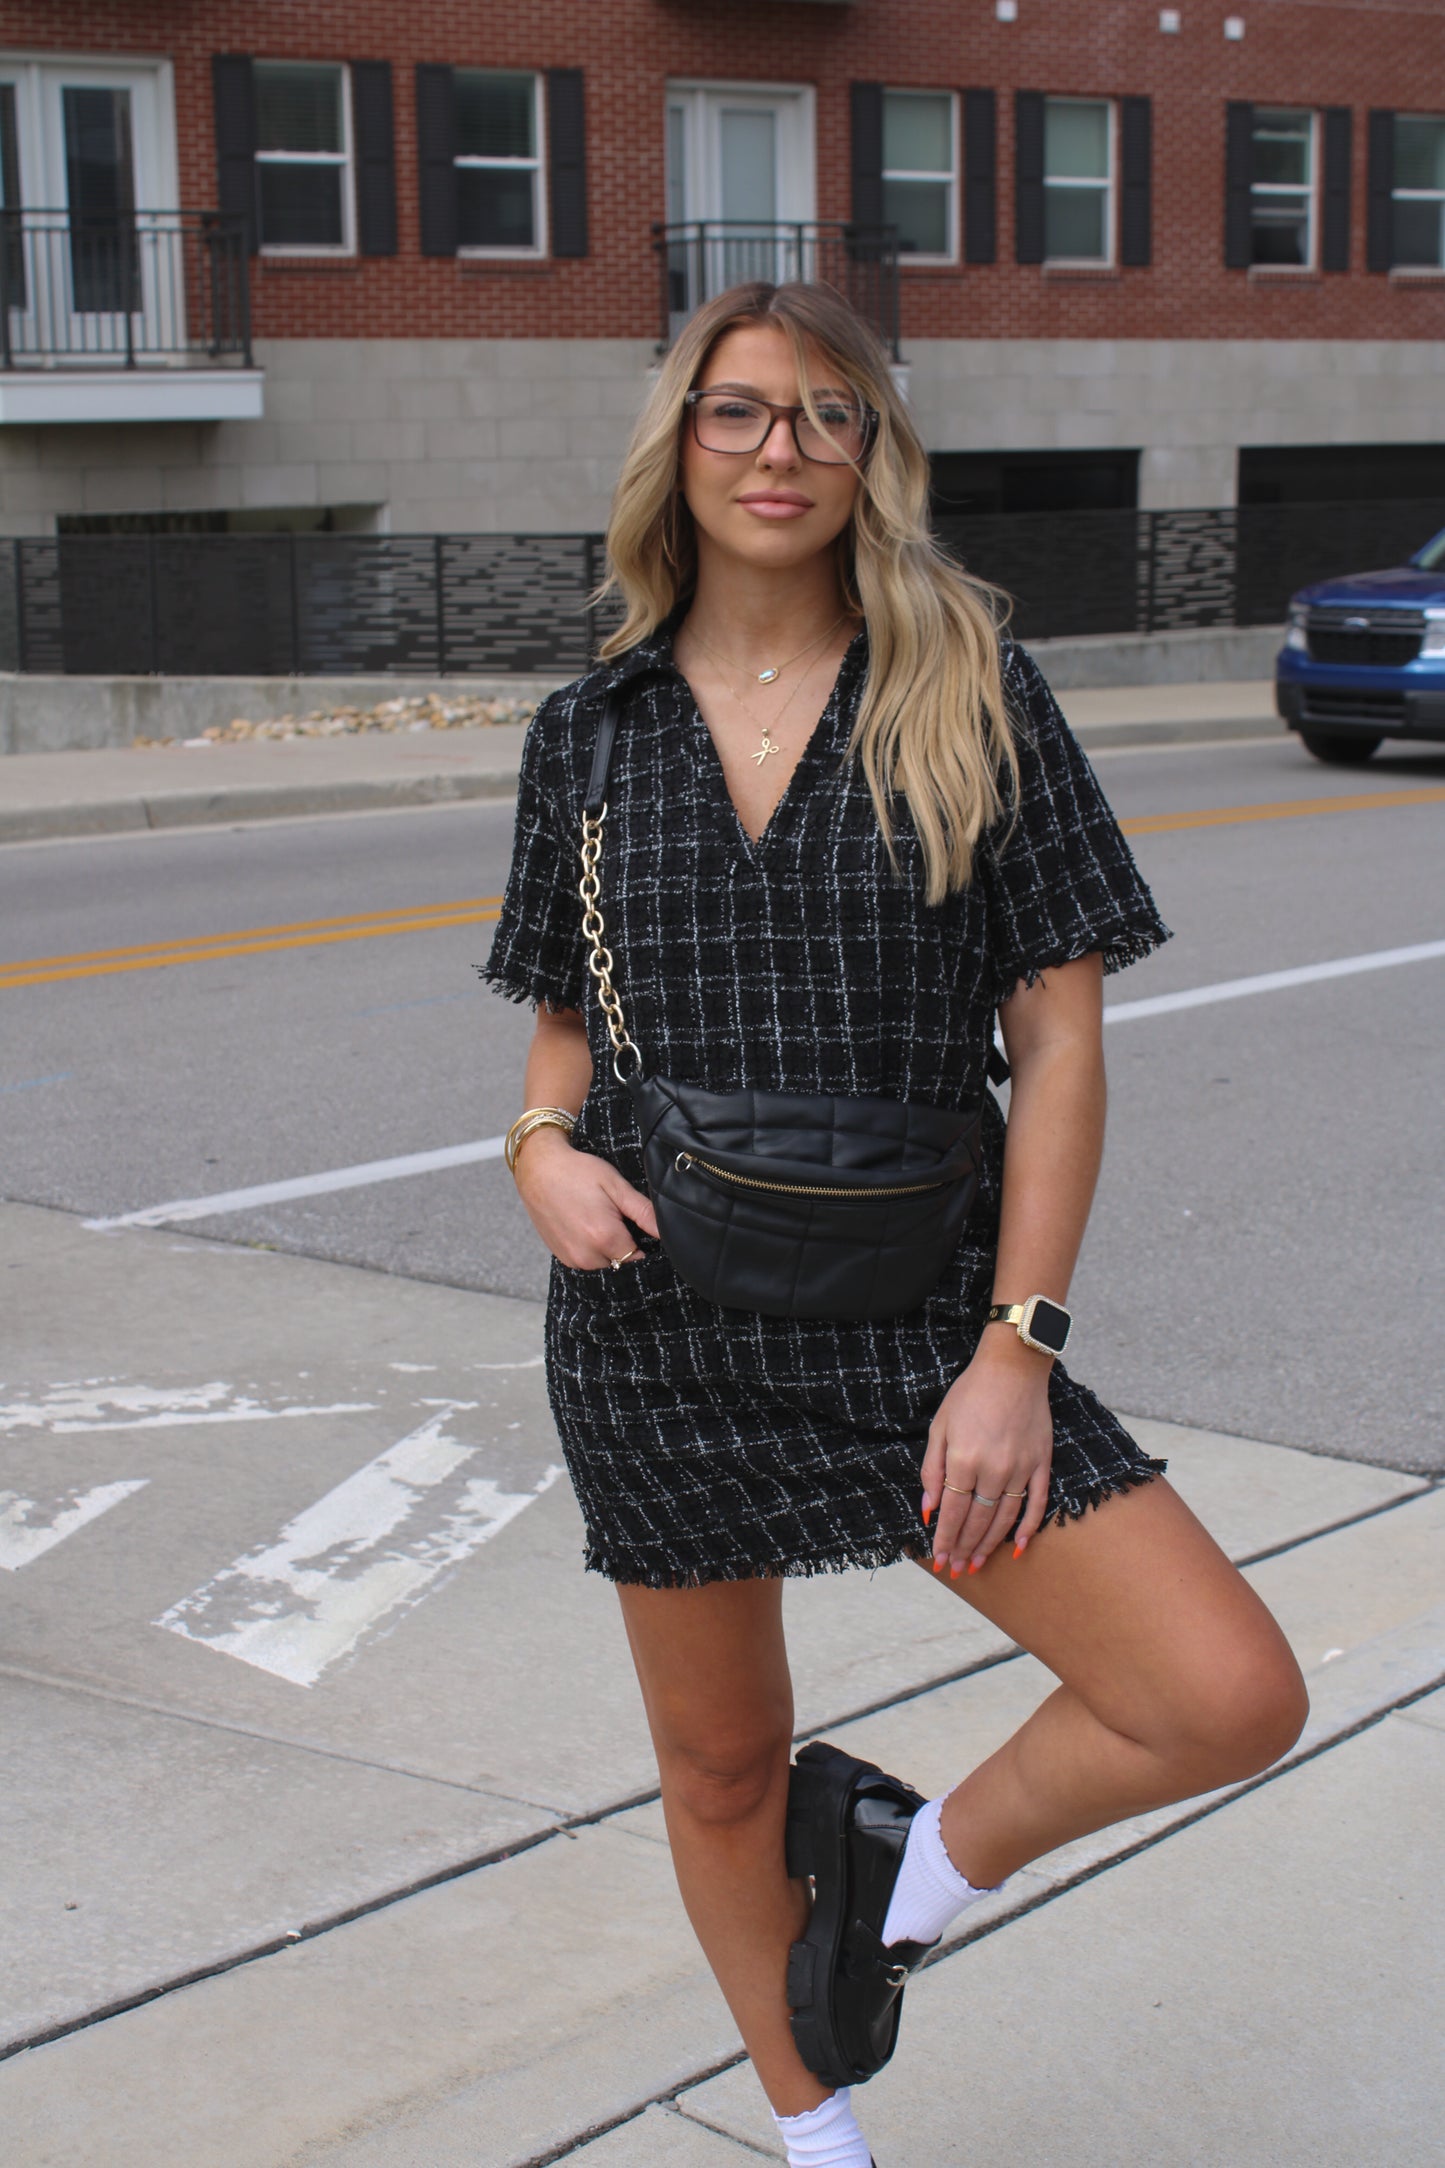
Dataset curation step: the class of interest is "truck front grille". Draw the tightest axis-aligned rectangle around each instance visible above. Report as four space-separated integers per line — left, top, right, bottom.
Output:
1305 606 1425 668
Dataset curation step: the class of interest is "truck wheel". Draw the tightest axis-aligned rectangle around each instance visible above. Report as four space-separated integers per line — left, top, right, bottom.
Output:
1299 730 1383 766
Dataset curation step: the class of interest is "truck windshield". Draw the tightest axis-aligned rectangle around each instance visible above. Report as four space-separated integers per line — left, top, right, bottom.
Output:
1413 528 1445 570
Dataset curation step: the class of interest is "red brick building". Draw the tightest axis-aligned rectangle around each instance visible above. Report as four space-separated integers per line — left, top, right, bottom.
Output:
0 0 1441 537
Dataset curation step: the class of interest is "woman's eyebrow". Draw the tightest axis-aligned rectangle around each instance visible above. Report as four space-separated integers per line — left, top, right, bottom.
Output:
699 381 856 399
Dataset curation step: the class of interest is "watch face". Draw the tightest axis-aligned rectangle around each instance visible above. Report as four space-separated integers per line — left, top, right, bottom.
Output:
1027 1298 1072 1354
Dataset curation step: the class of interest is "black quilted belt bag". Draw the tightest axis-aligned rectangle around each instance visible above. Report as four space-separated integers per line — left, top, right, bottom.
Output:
577 686 993 1322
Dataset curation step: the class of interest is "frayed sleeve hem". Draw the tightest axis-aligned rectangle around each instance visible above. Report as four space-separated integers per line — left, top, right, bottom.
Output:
475 962 583 1014
994 912 1173 1002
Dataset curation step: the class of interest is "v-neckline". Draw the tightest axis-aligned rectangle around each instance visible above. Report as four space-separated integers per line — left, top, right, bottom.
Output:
670 625 867 861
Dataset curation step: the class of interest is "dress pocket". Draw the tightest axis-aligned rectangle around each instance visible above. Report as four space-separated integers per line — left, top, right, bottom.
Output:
554 1236 678 1320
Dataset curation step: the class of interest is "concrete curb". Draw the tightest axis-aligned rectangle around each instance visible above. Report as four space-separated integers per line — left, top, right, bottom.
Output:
0 766 525 844
0 713 1284 846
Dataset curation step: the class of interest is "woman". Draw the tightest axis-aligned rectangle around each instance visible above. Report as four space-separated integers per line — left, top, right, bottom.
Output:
484 282 1307 2168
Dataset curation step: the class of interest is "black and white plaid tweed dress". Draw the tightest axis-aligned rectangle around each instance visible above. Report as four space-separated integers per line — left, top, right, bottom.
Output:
484 610 1173 1588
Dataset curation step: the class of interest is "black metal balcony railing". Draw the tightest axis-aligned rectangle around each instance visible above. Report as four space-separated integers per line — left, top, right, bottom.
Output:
0 209 252 369
654 220 900 360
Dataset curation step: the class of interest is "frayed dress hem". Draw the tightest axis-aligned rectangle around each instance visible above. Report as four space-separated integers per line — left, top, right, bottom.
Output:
582 1454 1168 1588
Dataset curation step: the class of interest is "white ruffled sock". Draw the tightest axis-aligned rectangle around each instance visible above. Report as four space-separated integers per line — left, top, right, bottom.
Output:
880 1792 1002 1947
773 2086 873 2167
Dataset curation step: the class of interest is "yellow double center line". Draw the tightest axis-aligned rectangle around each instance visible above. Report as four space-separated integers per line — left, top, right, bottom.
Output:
4 784 1445 992
0 896 504 991
1121 785 1445 837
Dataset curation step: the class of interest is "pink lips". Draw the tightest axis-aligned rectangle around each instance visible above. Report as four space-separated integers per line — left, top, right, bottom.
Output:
737 491 813 520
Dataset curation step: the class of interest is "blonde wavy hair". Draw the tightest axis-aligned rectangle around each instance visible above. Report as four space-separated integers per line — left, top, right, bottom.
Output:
598 281 1019 904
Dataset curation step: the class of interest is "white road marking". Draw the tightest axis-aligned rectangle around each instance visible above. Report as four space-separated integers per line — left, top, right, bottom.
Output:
82 939 1445 1234
154 1405 562 1687
0 1479 148 1571
0 1380 374 1435
83 1136 506 1231
1103 938 1445 1024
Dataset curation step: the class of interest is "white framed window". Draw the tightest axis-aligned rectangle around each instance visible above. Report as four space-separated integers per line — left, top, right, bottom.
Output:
1393 114 1445 270
1249 107 1315 267
255 60 353 253
882 90 956 261
455 70 545 255
1044 97 1113 264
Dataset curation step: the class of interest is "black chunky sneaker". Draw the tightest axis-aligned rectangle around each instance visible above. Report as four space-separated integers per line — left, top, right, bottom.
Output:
784 1740 935 2088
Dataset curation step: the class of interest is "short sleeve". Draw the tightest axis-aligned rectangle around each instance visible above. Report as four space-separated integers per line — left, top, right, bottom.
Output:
479 697 586 1014
981 643 1173 1004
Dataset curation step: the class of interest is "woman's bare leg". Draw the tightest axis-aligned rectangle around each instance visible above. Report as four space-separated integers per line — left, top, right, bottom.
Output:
613 1479 1307 2118
616 1575 829 2119
923 1475 1310 1888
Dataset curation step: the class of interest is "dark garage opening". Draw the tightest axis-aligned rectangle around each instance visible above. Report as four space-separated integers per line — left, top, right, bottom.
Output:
928 448 1139 520
1238 444 1445 507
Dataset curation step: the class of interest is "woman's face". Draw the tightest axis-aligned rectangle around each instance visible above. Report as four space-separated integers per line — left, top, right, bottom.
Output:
678 321 866 577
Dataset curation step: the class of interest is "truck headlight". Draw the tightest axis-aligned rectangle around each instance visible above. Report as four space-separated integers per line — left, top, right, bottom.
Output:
1424 611 1445 655
1286 601 1309 652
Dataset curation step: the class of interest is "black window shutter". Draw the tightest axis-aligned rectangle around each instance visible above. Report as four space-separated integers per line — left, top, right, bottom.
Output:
1366 109 1395 272
1224 100 1255 268
963 88 996 264
851 83 884 227
547 68 588 257
1014 91 1045 263
1120 95 1151 267
211 54 257 254
352 61 397 256
1320 106 1351 272
415 64 457 257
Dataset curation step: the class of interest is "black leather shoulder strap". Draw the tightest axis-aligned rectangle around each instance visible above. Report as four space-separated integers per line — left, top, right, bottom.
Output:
584 687 624 818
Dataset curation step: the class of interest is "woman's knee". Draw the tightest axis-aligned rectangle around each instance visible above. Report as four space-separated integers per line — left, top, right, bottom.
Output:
657 1720 794 1828
1158 1637 1310 1789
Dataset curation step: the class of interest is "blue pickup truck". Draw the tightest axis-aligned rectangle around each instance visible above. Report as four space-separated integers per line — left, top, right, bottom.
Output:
1275 526 1445 765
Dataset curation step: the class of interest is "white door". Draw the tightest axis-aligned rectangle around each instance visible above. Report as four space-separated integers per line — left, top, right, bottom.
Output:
34 64 174 360
665 85 815 331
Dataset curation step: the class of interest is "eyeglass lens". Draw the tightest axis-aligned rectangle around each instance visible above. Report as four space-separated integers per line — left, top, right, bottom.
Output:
691 394 868 464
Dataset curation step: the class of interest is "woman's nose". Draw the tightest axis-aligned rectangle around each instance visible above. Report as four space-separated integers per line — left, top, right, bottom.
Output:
758 415 800 464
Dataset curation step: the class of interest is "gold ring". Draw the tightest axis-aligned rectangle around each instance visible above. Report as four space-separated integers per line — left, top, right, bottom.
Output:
610 1248 641 1269
1003 1489 1029 1499
941 1482 974 1497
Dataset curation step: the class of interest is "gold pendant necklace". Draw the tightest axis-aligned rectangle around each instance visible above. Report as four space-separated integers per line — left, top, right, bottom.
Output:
685 612 850 767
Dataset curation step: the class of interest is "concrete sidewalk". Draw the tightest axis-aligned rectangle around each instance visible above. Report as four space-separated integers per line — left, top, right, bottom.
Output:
0 679 1281 844
2 1198 1441 2165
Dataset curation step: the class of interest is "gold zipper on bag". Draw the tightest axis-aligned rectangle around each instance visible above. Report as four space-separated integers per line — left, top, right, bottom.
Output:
674 1152 943 1200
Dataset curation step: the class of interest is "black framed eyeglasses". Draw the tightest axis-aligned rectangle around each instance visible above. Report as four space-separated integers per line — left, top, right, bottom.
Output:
684 388 877 466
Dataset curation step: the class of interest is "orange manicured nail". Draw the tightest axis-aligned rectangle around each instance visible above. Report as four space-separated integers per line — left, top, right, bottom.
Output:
1013 1543 1026 1560
949 1561 963 1579
966 1559 982 1576
921 1502 932 1527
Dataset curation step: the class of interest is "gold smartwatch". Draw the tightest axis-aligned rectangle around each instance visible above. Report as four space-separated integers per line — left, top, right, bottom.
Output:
985 1296 1072 1356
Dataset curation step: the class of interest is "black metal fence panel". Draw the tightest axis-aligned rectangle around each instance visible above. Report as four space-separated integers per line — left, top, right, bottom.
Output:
5 501 1439 676
437 535 599 674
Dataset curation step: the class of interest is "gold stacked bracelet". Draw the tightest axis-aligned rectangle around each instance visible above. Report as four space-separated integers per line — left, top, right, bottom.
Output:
504 1105 577 1175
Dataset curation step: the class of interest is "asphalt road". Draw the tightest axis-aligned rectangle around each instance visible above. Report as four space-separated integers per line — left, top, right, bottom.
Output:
4 729 1443 1473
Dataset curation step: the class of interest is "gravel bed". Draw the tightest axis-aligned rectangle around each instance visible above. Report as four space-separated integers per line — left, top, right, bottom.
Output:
131 691 540 748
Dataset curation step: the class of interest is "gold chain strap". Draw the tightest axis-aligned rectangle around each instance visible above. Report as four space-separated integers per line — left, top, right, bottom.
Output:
578 803 643 1081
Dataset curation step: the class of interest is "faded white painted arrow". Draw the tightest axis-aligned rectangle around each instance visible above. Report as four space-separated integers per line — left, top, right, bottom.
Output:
0 1480 149 1571
155 1404 562 1687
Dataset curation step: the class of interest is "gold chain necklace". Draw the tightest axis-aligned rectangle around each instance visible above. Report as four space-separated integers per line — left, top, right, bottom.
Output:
684 612 850 765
